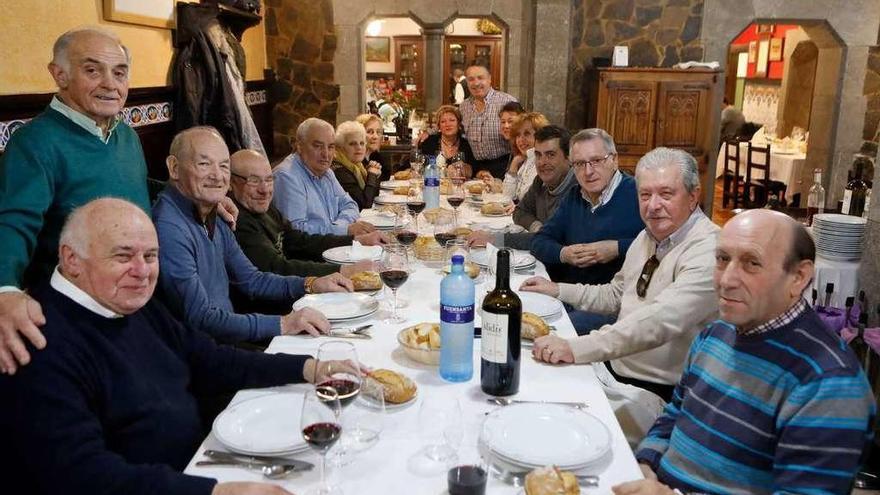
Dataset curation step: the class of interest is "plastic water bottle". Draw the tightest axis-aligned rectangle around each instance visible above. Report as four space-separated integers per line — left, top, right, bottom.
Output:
424 155 440 210
440 254 475 382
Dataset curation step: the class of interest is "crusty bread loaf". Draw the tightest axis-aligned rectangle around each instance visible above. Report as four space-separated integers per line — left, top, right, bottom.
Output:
369 369 417 404
467 182 486 194
393 169 412 180
401 322 441 350
393 186 412 196
350 271 382 291
423 207 454 225
481 202 507 215
521 312 552 340
451 226 473 237
524 466 580 495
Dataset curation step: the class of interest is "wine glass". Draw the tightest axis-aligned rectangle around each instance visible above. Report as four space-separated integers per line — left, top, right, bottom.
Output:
418 395 463 463
447 180 465 226
410 149 425 178
301 385 343 495
447 152 466 180
346 378 386 454
433 213 455 249
406 189 426 233
315 341 362 411
379 244 410 323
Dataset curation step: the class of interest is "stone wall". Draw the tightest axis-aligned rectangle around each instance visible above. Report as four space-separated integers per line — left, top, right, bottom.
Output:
265 0 339 158
566 0 705 129
862 46 880 160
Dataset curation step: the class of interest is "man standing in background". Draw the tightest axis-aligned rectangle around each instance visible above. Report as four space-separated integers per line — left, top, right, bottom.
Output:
459 65 518 178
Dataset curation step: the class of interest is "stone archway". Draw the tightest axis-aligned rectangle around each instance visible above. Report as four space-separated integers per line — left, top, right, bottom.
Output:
702 0 880 207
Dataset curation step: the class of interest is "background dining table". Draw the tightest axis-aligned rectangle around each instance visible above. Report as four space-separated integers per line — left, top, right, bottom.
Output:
184 244 643 493
714 141 808 200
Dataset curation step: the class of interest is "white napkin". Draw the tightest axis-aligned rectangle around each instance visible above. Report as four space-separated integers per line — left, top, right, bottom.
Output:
486 242 499 275
350 240 382 261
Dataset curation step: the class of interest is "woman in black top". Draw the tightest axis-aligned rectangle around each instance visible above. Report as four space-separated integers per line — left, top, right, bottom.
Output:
419 105 476 179
356 113 390 181
332 120 381 209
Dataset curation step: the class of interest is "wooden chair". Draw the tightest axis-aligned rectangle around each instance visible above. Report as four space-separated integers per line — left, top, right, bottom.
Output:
721 138 743 208
744 143 787 207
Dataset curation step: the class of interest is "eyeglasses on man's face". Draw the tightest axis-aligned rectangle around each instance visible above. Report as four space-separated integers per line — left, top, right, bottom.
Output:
232 173 275 187
571 152 614 171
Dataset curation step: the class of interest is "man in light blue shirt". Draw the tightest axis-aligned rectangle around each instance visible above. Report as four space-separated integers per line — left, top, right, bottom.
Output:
273 118 376 236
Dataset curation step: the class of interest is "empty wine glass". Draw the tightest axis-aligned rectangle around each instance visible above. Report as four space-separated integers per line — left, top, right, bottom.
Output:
347 379 386 454
379 244 410 323
411 149 425 177
418 395 463 464
447 152 466 180
301 385 343 495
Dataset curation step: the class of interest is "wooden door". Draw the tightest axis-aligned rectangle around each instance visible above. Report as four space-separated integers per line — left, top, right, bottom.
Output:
443 36 503 104
655 80 710 156
600 79 657 159
394 36 424 92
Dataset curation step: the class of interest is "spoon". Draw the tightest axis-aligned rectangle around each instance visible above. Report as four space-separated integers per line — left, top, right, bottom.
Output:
195 460 298 479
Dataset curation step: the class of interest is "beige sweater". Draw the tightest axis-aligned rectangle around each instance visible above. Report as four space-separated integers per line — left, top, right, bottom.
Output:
557 213 720 385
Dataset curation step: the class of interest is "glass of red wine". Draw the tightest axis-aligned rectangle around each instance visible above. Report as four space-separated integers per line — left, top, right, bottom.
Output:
447 180 465 226
301 385 343 495
316 341 362 410
379 244 410 323
407 189 426 233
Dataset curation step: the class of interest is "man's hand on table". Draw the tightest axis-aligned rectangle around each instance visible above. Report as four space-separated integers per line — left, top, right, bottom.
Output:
303 357 371 384
312 273 354 293
519 276 560 298
347 221 376 236
532 335 574 364
217 196 240 231
339 260 377 278
639 463 658 480
560 241 619 268
0 291 47 374
213 481 294 495
281 307 330 337
466 230 494 248
355 230 391 246
612 479 677 495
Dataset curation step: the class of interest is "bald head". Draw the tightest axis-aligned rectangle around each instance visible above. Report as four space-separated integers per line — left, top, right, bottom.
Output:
59 198 159 315
714 209 815 331
230 149 275 213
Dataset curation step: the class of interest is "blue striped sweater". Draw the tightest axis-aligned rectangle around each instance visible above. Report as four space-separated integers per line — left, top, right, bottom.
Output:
635 308 875 494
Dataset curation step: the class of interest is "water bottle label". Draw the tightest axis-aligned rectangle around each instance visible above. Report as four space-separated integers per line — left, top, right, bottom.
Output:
481 312 509 364
424 177 440 187
441 304 474 324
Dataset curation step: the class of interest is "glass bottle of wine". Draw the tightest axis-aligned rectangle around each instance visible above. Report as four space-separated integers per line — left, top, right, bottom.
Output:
480 249 521 396
806 168 825 226
842 158 868 217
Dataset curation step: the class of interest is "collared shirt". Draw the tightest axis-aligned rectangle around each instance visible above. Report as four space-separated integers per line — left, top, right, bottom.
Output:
49 96 120 144
741 298 809 336
49 266 122 319
459 88 518 161
272 153 360 235
581 169 623 212
653 207 706 261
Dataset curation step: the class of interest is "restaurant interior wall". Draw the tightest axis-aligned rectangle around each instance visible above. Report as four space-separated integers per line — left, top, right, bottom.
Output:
0 0 267 95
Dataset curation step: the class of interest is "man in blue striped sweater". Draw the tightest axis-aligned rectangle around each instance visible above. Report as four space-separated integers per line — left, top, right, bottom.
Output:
616 209 874 495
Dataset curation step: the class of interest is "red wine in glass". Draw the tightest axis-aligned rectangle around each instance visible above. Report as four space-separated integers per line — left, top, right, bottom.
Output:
380 269 409 290
407 200 426 215
395 230 418 245
302 422 342 454
447 196 465 209
434 232 457 246
317 378 361 408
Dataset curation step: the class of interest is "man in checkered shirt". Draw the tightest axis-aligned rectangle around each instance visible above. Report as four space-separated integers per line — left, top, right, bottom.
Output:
459 65 518 179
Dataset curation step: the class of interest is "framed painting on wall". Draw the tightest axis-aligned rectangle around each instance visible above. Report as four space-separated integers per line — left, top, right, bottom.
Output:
103 0 174 29
769 38 784 61
755 39 770 77
748 41 758 63
365 37 391 63
756 24 774 34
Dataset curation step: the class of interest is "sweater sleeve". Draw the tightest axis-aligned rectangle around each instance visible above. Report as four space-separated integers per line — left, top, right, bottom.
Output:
332 174 360 235
273 166 317 234
279 210 352 261
0 341 217 495
222 226 305 303
235 214 338 278
531 191 574 264
512 180 541 231
561 233 718 364
333 166 370 210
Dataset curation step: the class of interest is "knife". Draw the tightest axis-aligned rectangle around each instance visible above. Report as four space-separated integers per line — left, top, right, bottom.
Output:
203 449 314 471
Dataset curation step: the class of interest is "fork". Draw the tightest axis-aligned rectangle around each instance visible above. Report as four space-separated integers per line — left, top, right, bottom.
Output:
327 324 373 339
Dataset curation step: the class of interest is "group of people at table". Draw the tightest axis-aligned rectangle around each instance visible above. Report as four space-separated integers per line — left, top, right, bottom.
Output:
0 26 874 495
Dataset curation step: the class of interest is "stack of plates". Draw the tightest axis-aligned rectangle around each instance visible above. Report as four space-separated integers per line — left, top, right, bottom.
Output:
360 213 400 230
482 403 611 472
323 245 384 264
516 291 565 320
213 393 310 455
379 179 411 190
813 214 866 261
292 293 380 322
471 250 536 271
373 194 409 205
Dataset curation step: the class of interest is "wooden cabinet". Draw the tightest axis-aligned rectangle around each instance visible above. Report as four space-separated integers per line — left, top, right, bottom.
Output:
587 68 722 175
443 36 503 104
394 36 424 92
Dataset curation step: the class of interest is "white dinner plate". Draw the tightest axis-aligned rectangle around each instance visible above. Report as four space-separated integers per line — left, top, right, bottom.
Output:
481 211 510 218
373 194 410 205
516 291 565 319
358 387 418 412
362 214 399 230
380 180 411 190
814 214 868 226
322 246 384 264
483 403 611 468
213 393 310 455
292 293 380 321
471 250 536 269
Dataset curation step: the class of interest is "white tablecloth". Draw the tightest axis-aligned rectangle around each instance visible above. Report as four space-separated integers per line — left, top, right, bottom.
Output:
184 254 642 493
715 143 808 199
812 255 861 308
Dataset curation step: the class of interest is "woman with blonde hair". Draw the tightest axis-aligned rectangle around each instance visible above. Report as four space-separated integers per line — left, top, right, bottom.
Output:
332 121 381 209
419 105 476 179
503 112 549 201
355 113 390 181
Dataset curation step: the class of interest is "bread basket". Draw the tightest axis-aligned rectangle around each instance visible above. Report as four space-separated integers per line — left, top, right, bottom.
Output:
397 328 441 365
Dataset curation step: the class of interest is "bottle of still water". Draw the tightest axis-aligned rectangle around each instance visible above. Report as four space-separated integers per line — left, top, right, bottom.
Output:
424 155 441 209
439 255 475 382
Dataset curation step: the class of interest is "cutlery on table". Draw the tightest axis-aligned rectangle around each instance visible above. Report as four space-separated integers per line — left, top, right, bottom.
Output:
203 449 314 471
494 467 599 487
195 460 300 479
327 324 373 339
488 397 588 409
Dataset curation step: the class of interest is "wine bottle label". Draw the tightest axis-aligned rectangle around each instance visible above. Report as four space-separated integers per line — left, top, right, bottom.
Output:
842 189 853 214
424 177 440 187
481 312 509 364
441 304 474 323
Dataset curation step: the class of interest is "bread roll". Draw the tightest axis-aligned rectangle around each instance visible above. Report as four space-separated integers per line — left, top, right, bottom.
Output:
451 226 473 237
521 312 551 340
481 202 507 215
351 271 382 291
524 466 580 495
468 183 486 194
439 179 452 195
423 207 454 225
402 322 441 349
369 369 417 404
393 186 412 195
393 169 412 180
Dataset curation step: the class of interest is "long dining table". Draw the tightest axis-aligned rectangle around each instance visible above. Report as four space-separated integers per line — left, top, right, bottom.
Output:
184 194 643 494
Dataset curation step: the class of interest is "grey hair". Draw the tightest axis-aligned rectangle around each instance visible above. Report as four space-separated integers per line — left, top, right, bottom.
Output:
52 26 131 73
335 121 367 147
296 117 334 144
569 128 617 156
635 147 700 193
59 197 145 258
169 126 224 160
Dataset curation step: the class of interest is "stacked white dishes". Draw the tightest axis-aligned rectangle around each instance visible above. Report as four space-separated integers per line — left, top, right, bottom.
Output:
482 403 611 472
471 249 536 271
213 393 310 455
813 214 866 261
292 293 380 322
322 245 384 264
516 291 564 320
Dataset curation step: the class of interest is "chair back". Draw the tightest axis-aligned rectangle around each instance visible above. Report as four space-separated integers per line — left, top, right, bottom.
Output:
746 142 771 186
723 138 740 173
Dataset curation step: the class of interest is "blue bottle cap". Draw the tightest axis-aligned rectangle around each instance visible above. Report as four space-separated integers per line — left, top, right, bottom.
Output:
451 254 464 265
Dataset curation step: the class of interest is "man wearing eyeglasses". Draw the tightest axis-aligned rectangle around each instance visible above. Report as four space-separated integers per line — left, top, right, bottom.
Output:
229 149 387 314
522 147 719 405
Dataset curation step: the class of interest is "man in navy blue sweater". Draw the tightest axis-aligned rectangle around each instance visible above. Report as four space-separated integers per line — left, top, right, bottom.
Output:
154 126 353 344
0 197 343 495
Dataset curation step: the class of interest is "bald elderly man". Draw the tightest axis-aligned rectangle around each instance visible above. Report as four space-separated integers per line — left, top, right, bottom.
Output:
616 210 874 495
0 197 335 495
